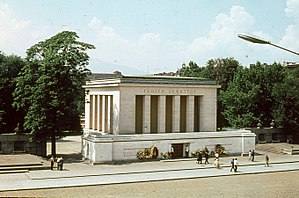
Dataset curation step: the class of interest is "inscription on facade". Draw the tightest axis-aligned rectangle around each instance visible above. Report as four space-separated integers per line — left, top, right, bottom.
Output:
144 89 197 94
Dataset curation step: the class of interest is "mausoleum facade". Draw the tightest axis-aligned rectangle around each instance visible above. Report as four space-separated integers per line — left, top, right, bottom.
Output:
82 75 255 163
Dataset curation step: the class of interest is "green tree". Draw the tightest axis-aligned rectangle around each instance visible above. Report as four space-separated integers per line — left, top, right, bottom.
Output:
221 62 285 128
179 58 241 129
13 31 95 156
0 52 25 133
272 66 299 134
204 58 241 129
204 57 241 90
178 61 203 77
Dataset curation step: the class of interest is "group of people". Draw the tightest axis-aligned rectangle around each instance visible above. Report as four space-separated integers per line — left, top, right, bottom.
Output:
196 151 210 165
230 158 238 172
50 156 64 171
195 148 270 171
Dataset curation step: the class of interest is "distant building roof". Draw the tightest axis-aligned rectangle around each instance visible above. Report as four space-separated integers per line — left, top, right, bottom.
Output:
282 61 299 68
88 71 123 80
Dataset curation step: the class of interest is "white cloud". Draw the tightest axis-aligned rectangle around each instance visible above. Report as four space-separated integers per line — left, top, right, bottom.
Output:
89 19 186 73
285 0 299 21
0 2 30 54
88 17 103 30
89 6 258 73
280 0 299 54
185 6 255 64
0 2 58 56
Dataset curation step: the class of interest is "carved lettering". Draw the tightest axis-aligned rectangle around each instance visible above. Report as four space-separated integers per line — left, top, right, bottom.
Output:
143 89 196 94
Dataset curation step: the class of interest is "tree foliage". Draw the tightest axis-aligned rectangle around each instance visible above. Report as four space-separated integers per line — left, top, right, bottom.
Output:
13 31 95 156
272 66 299 132
179 57 241 129
179 61 203 77
0 52 25 133
220 62 286 128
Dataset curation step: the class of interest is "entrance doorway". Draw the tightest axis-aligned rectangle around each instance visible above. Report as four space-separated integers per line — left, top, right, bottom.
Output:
172 144 183 158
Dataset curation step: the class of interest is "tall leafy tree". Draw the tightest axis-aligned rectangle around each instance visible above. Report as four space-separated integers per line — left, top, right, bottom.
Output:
272 66 299 135
179 58 241 129
204 57 241 90
13 31 95 156
204 58 241 129
0 52 25 133
221 62 285 128
178 61 204 77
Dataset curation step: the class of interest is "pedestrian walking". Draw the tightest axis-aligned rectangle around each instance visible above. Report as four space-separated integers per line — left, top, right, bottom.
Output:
57 156 64 171
214 158 220 169
204 152 209 164
265 155 269 167
230 158 234 172
185 145 189 158
234 158 238 172
50 156 55 170
248 150 252 161
171 146 174 159
251 150 255 161
215 152 219 159
196 152 202 164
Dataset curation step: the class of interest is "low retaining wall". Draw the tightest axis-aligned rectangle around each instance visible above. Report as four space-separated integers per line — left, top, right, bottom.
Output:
82 130 256 163
0 133 46 157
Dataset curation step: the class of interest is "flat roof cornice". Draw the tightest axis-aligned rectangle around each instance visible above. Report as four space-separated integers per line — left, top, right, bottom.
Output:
83 75 219 87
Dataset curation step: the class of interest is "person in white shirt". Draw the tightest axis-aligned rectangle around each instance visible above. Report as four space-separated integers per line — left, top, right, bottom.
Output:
234 158 238 172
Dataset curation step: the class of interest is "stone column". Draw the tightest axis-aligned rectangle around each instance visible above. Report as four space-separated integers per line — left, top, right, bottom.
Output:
107 95 113 134
84 94 91 130
97 95 101 132
94 95 99 130
186 96 195 132
158 95 166 133
92 95 97 130
89 95 94 130
102 95 107 132
143 95 151 134
172 96 180 132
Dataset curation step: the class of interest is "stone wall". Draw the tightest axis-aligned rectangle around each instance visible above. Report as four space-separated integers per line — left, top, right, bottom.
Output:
0 133 46 157
249 128 287 144
82 130 256 163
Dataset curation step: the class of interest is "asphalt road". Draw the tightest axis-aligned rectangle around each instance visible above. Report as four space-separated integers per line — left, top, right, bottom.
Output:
1 170 299 198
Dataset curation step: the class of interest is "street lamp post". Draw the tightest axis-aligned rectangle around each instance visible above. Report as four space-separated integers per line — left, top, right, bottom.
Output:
238 33 299 56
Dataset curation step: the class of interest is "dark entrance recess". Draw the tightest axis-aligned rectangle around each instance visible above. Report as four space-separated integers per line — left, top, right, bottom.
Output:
172 143 183 158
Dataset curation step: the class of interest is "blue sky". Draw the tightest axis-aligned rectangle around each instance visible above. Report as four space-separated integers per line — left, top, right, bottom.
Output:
1 0 298 74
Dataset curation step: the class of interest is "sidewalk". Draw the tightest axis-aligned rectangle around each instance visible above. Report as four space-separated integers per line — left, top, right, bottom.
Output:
29 152 299 180
1 153 299 192
1 136 299 192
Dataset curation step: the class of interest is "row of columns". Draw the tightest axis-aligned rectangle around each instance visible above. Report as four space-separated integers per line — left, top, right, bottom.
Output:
136 95 201 134
87 95 113 133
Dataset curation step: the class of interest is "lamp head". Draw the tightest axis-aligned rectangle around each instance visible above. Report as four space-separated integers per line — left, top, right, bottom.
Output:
238 33 271 44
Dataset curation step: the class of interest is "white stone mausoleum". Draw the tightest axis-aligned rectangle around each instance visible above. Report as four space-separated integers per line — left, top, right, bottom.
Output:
82 75 255 163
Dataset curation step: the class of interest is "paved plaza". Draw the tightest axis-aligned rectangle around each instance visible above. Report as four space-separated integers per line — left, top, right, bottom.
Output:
0 136 299 193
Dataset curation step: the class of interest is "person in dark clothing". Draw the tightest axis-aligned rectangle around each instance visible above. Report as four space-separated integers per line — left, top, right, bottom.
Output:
204 152 209 164
196 152 202 164
251 150 255 161
230 158 234 172
265 155 270 167
50 156 55 170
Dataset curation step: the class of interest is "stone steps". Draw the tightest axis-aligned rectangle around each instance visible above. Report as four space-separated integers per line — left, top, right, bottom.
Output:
0 163 50 174
256 144 282 154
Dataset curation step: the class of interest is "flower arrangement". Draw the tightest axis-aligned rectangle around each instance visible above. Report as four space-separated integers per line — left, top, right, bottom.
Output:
160 151 171 159
136 145 159 160
215 144 227 155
